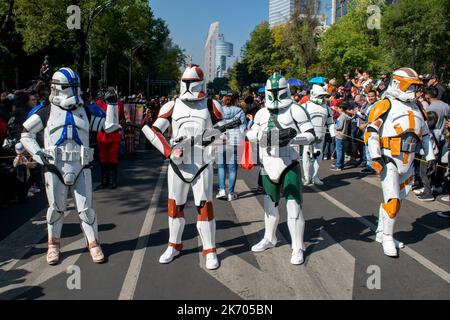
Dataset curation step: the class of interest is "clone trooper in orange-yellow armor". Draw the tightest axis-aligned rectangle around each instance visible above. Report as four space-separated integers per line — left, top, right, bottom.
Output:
142 65 223 270
365 68 435 257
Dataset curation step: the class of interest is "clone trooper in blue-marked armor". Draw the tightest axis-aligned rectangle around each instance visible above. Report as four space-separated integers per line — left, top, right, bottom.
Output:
21 68 119 265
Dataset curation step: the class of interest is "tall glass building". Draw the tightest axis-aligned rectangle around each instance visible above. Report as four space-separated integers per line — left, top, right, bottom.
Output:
204 22 220 84
204 22 234 83
215 34 233 78
269 0 298 28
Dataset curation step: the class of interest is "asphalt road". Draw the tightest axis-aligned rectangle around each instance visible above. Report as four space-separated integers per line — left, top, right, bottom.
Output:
0 149 449 300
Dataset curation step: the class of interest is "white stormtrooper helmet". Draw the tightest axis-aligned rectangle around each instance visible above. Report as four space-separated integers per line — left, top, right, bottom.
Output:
265 73 292 110
50 68 83 110
310 84 330 106
179 65 207 102
384 67 423 103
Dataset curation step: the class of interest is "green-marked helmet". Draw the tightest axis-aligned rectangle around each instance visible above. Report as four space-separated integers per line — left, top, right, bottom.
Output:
265 73 292 110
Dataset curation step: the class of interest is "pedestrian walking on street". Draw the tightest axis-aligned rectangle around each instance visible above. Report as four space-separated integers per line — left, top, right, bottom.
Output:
216 92 247 201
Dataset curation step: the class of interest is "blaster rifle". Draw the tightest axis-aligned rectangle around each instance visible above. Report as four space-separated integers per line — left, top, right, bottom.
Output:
173 118 242 152
260 128 298 149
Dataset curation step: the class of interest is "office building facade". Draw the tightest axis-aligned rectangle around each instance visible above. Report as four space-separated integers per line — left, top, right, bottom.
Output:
269 0 299 28
215 34 233 78
204 22 234 83
204 22 220 84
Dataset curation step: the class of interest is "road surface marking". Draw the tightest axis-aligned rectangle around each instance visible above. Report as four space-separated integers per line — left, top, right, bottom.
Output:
362 176 449 212
200 179 355 299
361 176 450 241
118 165 167 300
312 185 450 284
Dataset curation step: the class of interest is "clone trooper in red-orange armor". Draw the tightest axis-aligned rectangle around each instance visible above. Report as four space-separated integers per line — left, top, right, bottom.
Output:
142 65 223 270
365 68 435 257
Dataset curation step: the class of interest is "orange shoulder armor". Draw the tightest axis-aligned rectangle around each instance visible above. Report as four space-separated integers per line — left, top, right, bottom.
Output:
368 99 391 123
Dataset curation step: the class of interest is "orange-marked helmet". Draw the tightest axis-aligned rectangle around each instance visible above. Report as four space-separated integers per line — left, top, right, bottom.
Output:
386 67 423 102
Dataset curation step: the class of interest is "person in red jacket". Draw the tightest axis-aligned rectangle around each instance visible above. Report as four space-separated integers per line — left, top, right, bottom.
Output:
95 89 125 189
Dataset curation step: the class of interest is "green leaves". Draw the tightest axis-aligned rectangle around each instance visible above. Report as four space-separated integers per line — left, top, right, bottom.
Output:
381 0 449 77
4 0 184 89
230 12 321 92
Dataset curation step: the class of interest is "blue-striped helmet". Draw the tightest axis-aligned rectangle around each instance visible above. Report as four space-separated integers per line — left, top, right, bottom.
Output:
50 68 83 110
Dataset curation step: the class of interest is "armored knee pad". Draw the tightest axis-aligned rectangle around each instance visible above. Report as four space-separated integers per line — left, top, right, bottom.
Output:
382 199 401 219
79 208 96 225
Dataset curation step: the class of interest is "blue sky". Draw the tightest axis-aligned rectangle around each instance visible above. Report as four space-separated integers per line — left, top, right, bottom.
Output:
148 0 269 68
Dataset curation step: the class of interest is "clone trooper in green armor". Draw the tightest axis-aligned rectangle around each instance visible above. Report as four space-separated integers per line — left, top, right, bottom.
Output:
246 73 316 265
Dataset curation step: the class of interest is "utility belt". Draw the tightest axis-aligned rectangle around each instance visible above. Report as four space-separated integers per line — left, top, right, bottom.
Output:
380 133 420 156
43 146 94 166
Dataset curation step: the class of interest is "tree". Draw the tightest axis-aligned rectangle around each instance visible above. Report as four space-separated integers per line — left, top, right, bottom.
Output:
207 77 230 95
229 2 321 90
381 0 450 79
13 0 116 73
8 0 184 91
319 0 387 80
243 22 276 81
0 0 14 40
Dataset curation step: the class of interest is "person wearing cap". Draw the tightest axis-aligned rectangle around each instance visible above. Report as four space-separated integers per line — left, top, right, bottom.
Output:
427 75 446 101
327 79 337 95
343 73 353 98
376 72 389 96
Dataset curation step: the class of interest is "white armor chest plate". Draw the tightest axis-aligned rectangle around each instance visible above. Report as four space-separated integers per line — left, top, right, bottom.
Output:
171 99 212 142
258 107 298 132
258 107 300 182
380 100 425 173
305 102 328 139
43 105 92 185
380 100 424 138
44 105 90 148
170 99 214 180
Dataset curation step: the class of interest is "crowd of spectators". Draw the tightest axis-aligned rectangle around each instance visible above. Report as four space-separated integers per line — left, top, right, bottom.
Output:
1 66 449 207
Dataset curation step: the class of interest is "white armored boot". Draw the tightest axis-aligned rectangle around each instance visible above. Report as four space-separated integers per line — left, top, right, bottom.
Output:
302 148 313 186
252 196 279 252
47 238 61 265
287 200 306 265
375 206 404 249
47 208 64 265
312 156 324 186
160 216 186 264
197 220 219 270
80 209 105 263
381 209 398 257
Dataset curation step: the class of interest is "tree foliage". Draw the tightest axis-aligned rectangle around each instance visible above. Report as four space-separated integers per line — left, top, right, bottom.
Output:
0 0 184 92
319 0 387 81
229 1 321 90
381 0 450 79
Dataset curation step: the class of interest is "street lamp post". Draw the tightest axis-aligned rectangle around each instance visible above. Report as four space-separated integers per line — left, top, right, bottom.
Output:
129 42 144 95
86 40 92 90
411 39 416 69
